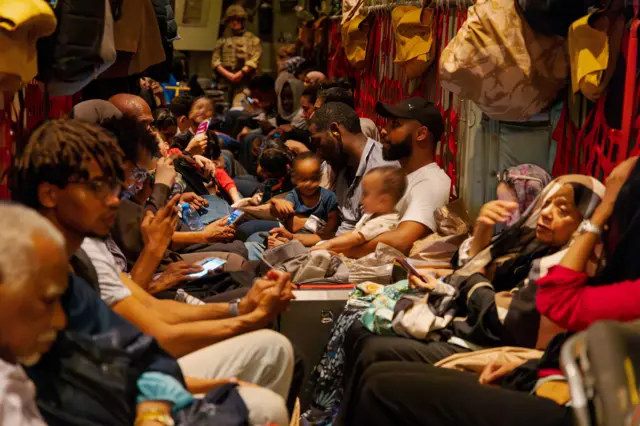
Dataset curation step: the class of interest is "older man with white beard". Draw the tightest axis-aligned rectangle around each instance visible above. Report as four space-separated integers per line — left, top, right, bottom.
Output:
0 203 68 425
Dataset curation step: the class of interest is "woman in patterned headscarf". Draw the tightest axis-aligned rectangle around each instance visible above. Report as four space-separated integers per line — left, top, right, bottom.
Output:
340 161 640 426
497 164 552 225
459 164 551 265
336 174 605 426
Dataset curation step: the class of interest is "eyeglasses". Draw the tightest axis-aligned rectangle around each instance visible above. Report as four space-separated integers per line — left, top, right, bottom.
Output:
72 178 123 200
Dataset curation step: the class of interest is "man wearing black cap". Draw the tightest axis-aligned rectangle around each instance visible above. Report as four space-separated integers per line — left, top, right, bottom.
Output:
341 97 451 258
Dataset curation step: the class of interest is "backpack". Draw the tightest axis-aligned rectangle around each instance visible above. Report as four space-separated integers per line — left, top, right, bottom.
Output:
174 383 249 426
37 0 116 96
35 329 154 426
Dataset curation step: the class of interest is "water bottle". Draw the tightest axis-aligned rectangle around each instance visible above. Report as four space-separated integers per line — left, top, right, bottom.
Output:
181 203 204 231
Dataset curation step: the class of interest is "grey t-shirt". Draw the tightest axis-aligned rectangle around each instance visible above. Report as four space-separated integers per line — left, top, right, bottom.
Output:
334 138 399 235
81 238 132 307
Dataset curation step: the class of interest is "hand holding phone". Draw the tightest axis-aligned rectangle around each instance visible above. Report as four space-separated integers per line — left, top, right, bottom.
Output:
395 257 427 283
226 209 245 226
195 119 211 136
188 258 227 279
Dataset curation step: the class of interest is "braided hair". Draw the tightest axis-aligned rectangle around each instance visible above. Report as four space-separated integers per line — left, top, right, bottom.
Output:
8 119 125 209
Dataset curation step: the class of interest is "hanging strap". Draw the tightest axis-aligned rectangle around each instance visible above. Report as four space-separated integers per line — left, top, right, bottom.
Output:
619 15 639 157
551 99 578 176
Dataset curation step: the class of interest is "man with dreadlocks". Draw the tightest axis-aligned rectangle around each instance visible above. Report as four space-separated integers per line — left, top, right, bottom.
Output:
9 119 296 426
7 118 187 425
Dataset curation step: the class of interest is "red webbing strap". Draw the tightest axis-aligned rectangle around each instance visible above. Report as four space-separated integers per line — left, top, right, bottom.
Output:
630 85 640 156
0 95 11 200
620 16 639 157
582 94 607 176
551 99 578 176
572 17 640 179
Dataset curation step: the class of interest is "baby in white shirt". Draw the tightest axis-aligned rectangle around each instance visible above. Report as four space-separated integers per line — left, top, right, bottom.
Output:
312 166 406 254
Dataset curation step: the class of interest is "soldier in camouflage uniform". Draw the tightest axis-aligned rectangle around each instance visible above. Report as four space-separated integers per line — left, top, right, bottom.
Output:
212 5 263 106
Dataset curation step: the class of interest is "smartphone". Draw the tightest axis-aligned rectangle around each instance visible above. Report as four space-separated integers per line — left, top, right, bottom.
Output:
394 257 427 283
195 119 210 136
188 258 227 279
226 209 245 226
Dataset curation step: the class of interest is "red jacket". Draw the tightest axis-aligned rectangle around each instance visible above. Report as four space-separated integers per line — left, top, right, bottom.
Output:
536 265 640 332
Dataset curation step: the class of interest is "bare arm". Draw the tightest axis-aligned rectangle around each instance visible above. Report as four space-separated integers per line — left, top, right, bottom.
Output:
171 231 207 247
317 231 366 254
131 194 181 288
342 221 430 258
121 273 232 324
112 291 267 358
558 205 609 273
171 224 235 249
289 215 307 233
185 377 234 395
129 246 164 289
275 211 339 247
469 200 518 258
227 187 242 204
558 156 638 272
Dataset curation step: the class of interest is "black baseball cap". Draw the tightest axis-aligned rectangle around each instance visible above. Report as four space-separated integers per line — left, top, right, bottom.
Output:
376 97 444 142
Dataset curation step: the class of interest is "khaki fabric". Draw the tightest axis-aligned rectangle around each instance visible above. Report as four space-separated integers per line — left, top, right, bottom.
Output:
224 5 248 20
568 12 624 101
211 31 262 72
392 5 437 80
101 0 165 78
435 346 544 374
0 0 56 92
439 0 568 121
341 0 364 25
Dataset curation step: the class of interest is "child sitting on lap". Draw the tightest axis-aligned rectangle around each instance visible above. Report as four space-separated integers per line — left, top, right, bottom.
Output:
311 166 406 254
269 152 339 246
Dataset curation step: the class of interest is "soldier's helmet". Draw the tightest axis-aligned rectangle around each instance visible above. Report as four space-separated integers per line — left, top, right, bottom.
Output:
224 4 248 21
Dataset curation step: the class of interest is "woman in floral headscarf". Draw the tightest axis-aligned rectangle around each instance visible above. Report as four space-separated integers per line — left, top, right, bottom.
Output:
459 164 551 265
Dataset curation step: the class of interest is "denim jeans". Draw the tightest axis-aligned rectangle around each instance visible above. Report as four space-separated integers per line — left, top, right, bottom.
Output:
236 220 280 241
198 195 231 224
245 241 267 261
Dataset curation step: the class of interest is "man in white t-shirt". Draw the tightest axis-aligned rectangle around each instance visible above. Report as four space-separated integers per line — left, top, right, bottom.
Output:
342 97 451 258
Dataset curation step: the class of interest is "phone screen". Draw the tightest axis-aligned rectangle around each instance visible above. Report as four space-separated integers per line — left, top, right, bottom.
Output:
395 258 426 282
195 119 210 136
226 209 244 226
188 258 227 278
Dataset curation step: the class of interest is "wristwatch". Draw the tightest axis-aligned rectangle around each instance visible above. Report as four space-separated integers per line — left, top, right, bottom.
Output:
134 412 175 426
577 219 601 236
229 298 241 317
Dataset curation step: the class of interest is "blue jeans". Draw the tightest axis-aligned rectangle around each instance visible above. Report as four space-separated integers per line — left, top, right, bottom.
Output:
236 220 280 242
245 241 267 261
239 220 280 261
198 195 230 224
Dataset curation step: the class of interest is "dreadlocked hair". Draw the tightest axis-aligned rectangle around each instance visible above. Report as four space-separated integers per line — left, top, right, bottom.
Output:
8 119 125 209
